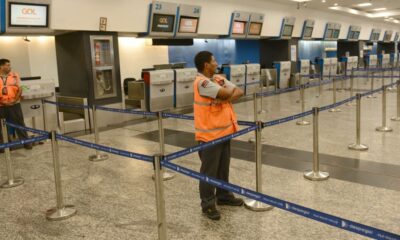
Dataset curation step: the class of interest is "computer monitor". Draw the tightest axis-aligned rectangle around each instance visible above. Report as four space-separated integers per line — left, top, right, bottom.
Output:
232 21 246 35
282 25 293 37
9 2 49 27
248 22 262 35
151 14 175 33
178 16 199 33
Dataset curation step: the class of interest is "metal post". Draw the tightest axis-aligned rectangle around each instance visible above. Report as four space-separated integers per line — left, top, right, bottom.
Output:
347 68 356 106
388 66 395 92
296 85 310 126
391 80 400 121
376 86 393 132
41 99 47 131
258 81 266 114
304 107 329 181
348 94 368 151
249 93 266 143
46 130 77 220
316 72 322 98
89 105 108 162
153 155 167 240
152 112 175 181
329 78 341 112
367 68 377 98
244 121 273 211
0 119 24 188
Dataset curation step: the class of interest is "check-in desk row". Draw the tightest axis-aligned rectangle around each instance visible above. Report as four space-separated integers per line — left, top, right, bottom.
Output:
222 64 261 96
139 68 197 112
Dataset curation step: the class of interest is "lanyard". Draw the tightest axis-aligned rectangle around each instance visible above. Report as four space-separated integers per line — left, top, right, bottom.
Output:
1 75 7 86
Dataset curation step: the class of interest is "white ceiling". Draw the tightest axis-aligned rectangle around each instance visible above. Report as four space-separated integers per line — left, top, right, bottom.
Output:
269 0 400 23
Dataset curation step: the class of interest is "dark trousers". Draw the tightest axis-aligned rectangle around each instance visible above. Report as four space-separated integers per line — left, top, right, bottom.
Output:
198 140 233 209
0 103 28 141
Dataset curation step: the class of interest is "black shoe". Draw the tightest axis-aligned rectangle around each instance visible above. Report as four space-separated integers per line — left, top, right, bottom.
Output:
217 197 244 206
24 143 33 150
202 206 221 220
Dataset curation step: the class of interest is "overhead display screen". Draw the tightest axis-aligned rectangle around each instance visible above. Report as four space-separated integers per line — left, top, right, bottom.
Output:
152 14 175 33
282 25 293 37
303 26 313 38
333 29 340 39
9 2 49 27
178 17 198 33
248 22 262 35
232 21 246 35
325 29 333 38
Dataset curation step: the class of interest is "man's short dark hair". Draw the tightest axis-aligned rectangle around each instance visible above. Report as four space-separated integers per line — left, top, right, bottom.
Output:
0 59 10 67
194 51 213 72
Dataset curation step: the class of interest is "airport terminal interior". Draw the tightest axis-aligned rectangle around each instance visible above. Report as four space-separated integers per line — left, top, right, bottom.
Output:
0 0 400 239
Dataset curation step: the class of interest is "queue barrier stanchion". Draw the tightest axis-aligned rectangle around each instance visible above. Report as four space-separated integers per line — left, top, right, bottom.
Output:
376 86 393 132
41 99 48 132
0 119 24 188
388 66 395 92
329 78 341 112
346 68 356 106
249 92 266 143
88 105 108 162
367 68 377 98
46 130 77 221
391 80 400 121
296 84 310 126
258 81 267 114
153 154 168 240
316 73 322 98
244 120 273 212
348 94 368 151
152 112 175 181
304 107 329 181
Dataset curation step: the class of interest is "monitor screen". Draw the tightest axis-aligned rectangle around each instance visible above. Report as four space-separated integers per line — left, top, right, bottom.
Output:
395 33 399 42
333 29 340 39
282 25 293 37
325 29 333 39
353 31 360 40
373 32 380 41
9 2 49 27
248 22 262 35
348 31 354 40
232 21 246 35
384 32 392 41
303 26 313 38
178 16 199 33
151 14 175 33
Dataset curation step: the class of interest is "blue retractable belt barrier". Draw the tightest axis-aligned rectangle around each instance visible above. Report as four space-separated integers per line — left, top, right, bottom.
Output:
96 105 158 117
163 161 400 240
43 100 89 110
0 135 48 149
263 110 314 128
162 112 194 121
6 122 49 136
165 125 257 162
56 134 154 162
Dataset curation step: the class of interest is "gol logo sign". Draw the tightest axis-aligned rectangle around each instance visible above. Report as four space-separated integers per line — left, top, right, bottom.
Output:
22 8 37 15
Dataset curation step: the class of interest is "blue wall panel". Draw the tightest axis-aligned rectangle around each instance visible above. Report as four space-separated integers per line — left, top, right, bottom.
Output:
168 39 260 68
298 40 338 62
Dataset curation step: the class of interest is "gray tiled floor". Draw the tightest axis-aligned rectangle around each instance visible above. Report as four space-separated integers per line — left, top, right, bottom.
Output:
0 77 399 239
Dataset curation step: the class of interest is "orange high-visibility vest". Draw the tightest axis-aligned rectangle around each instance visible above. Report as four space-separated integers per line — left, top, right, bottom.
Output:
0 72 20 106
194 74 239 142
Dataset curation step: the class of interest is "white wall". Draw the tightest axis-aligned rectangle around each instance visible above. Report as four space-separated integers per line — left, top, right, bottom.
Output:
0 37 31 76
50 0 400 39
27 37 59 86
118 38 169 81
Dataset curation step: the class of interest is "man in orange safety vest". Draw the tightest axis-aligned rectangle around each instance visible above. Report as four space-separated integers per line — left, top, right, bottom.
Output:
193 51 244 221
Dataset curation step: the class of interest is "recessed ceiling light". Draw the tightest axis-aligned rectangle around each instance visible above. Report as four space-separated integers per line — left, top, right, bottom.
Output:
334 3 338 6
357 3 372 7
291 0 311 2
322 0 326 2
372 8 387 11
